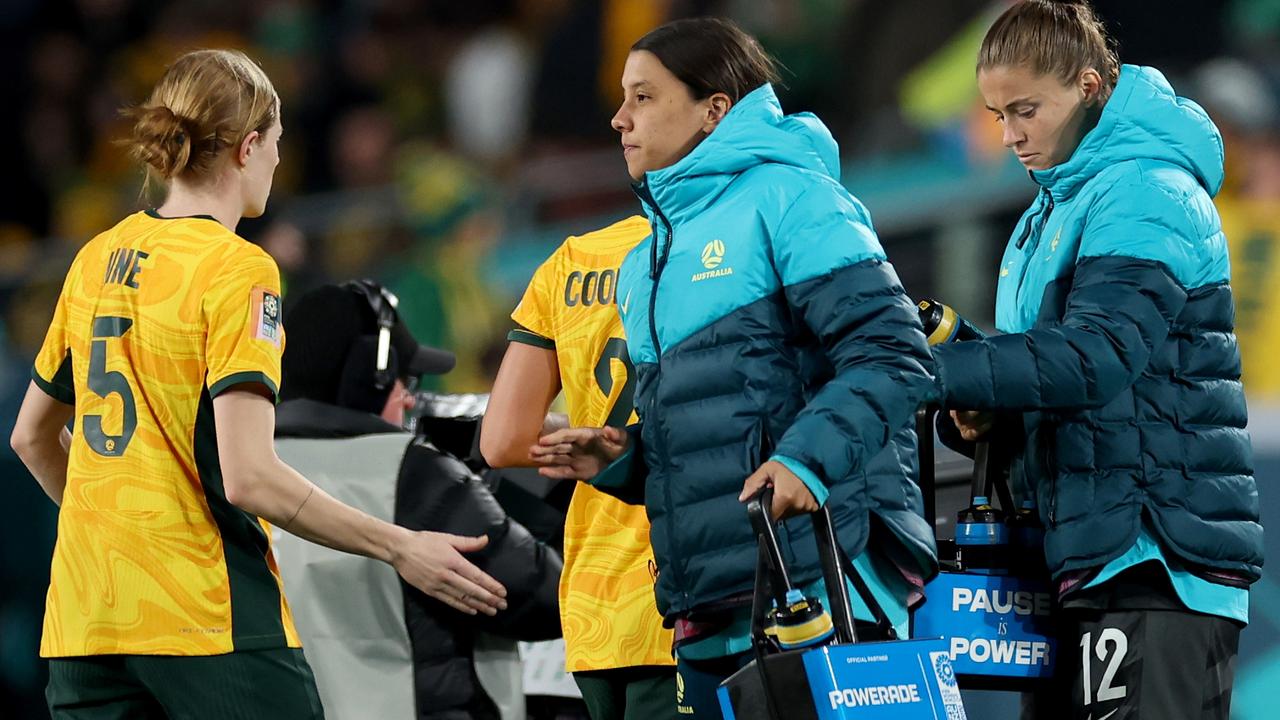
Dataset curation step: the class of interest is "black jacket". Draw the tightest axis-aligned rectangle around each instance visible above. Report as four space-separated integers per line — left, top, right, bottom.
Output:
275 400 562 720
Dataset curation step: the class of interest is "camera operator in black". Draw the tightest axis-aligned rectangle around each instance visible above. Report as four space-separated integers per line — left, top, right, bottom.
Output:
272 282 562 720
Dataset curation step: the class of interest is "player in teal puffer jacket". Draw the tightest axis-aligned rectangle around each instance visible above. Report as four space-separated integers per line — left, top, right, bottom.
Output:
533 18 938 718
933 2 1260 718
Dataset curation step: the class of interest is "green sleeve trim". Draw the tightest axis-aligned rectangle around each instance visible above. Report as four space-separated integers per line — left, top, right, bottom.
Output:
508 328 555 350
31 354 75 405
209 371 279 403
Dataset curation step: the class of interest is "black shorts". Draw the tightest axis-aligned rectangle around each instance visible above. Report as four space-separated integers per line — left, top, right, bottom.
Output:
573 665 682 720
46 647 324 720
1024 563 1241 720
673 652 754 720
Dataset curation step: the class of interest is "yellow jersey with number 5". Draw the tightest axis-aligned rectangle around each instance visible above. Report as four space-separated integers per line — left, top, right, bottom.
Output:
31 210 300 657
510 215 673 671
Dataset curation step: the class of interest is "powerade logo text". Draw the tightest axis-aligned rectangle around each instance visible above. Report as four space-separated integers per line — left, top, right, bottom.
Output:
796 640 967 719
828 684 922 710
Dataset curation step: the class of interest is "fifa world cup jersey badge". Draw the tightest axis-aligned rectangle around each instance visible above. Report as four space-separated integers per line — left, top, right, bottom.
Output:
252 287 282 346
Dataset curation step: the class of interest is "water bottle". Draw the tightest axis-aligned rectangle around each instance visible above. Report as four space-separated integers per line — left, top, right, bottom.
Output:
917 298 985 345
954 495 1009 574
765 588 836 651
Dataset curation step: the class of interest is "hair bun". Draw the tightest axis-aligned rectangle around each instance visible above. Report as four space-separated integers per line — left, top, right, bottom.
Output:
121 49 279 188
126 104 198 180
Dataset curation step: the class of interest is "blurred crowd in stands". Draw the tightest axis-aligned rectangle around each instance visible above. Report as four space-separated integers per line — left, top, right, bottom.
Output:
2 0 1279 398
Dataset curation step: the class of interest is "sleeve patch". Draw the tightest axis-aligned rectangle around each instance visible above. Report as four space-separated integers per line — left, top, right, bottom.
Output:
250 287 282 347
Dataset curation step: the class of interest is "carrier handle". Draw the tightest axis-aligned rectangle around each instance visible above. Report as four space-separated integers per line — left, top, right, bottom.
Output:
746 487 795 611
745 488 897 646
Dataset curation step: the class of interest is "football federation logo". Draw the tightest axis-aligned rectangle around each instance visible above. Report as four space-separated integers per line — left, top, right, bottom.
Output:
701 240 725 269
692 240 734 282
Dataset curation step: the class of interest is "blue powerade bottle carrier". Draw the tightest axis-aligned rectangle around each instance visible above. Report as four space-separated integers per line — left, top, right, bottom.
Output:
716 489 967 720
911 300 1058 689
911 408 1058 687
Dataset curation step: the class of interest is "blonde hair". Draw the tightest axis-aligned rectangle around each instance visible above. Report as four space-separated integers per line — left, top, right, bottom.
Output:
122 49 279 188
978 0 1119 96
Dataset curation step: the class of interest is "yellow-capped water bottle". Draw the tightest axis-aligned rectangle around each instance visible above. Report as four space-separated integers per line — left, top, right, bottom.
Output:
765 589 836 651
917 298 984 346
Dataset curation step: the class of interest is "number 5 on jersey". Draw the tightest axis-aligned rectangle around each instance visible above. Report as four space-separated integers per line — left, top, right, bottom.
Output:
84 316 137 457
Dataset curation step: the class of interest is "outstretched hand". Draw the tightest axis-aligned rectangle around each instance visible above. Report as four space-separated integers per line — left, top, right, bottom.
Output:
392 531 508 616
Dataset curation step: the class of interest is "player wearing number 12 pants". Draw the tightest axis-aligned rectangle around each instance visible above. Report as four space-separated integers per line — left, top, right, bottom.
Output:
932 2 1258 719
482 216 679 720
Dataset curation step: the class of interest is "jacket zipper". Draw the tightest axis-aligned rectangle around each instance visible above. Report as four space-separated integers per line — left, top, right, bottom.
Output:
1013 187 1055 328
1015 186 1053 249
1013 182 1060 524
1039 194 1055 236
1018 181 1059 525
632 181 686 604
1035 189 1057 525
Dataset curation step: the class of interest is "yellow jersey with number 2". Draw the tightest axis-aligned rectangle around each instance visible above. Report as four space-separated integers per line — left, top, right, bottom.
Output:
510 215 672 671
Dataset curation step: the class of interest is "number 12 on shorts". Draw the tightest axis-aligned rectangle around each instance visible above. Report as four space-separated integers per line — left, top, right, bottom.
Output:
1081 628 1129 708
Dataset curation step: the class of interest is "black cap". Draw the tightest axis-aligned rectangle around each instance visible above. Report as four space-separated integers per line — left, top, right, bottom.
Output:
389 316 456 378
281 283 454 406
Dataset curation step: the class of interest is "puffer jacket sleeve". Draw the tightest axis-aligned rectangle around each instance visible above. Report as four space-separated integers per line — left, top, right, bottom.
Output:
587 423 647 506
933 182 1193 411
769 180 937 486
396 438 563 641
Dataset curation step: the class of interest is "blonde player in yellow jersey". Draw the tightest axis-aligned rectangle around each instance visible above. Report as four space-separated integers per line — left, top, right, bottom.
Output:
480 216 678 720
9 49 506 720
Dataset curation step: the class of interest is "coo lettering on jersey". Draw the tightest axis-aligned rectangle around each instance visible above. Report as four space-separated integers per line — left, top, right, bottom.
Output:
564 269 620 307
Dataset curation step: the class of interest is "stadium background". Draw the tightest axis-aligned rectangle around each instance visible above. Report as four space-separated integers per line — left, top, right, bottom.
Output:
1 1 1278 717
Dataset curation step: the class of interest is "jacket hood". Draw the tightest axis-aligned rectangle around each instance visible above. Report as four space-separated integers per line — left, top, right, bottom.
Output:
640 83 842 224
1032 64 1224 199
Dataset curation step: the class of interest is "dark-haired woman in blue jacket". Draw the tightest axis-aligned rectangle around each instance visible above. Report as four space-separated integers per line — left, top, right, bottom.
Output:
533 17 939 718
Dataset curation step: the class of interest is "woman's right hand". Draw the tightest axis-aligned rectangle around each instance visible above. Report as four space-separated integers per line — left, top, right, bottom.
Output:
530 426 630 481
951 410 995 441
391 530 508 616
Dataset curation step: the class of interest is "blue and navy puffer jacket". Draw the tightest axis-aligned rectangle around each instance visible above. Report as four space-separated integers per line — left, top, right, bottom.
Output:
933 65 1263 582
616 84 938 620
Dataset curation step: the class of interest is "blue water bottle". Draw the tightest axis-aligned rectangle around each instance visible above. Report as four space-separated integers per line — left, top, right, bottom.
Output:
955 495 1009 574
